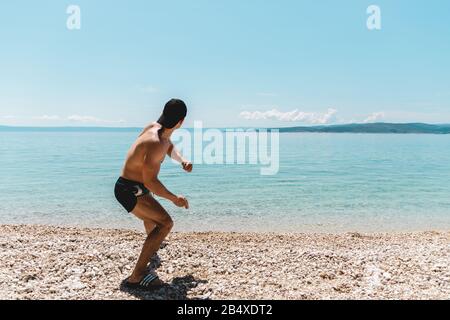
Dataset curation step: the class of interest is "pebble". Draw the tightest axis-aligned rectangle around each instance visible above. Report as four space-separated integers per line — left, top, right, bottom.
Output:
0 225 448 300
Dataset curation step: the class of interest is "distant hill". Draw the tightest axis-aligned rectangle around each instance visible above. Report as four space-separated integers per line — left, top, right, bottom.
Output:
277 123 450 134
1 123 450 134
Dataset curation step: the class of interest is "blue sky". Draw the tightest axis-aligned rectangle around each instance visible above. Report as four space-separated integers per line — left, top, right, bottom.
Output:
0 1 449 127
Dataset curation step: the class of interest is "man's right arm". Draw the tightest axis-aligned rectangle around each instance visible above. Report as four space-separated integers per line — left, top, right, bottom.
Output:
142 142 189 209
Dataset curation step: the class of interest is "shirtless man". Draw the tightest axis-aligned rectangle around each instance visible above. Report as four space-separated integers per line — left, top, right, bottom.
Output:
114 99 192 289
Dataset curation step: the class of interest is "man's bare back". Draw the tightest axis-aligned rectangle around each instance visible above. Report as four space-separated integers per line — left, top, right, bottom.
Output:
113 99 191 289
118 122 191 209
121 123 170 184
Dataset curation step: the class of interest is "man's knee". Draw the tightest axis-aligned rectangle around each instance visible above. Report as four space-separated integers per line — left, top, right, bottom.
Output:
158 216 174 231
164 217 174 230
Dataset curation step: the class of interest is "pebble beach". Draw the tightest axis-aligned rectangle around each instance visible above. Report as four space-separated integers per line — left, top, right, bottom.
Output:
0 224 448 300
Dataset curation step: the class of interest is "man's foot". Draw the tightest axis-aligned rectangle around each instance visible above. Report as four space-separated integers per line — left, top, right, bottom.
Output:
125 273 164 290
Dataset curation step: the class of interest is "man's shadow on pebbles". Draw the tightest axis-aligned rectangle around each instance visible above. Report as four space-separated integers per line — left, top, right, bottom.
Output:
119 254 209 300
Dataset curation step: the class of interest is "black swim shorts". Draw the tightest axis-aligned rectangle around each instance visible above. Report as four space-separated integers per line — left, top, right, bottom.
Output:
114 177 150 213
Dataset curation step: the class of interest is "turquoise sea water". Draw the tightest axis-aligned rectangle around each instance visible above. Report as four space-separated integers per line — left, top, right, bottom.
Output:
1 130 449 233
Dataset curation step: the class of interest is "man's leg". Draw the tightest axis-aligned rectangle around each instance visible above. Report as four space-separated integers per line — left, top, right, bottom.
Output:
144 220 159 271
144 220 156 235
127 194 173 284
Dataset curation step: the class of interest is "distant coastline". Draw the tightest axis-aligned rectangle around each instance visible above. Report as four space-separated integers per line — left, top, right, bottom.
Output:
1 123 450 134
275 123 450 134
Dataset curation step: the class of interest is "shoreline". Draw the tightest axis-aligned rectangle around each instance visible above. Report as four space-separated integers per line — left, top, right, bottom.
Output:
3 220 449 235
1 224 448 300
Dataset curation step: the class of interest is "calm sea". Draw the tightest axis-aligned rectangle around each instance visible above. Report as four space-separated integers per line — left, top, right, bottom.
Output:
1 130 449 233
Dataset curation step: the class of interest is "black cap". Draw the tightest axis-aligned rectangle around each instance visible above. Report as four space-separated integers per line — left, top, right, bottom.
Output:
157 99 187 129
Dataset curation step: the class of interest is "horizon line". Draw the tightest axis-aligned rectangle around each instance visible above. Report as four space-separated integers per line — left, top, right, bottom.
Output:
1 122 450 130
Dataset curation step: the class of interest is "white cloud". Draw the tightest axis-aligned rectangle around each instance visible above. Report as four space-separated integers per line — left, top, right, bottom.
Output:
67 115 126 124
239 108 338 124
2 115 17 119
363 112 385 123
13 115 126 125
35 115 61 121
141 85 159 93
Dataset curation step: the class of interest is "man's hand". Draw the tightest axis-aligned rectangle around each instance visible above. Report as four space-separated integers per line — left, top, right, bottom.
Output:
182 161 193 173
173 195 189 209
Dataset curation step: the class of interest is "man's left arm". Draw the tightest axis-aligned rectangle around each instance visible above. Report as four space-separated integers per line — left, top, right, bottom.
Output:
167 142 193 172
